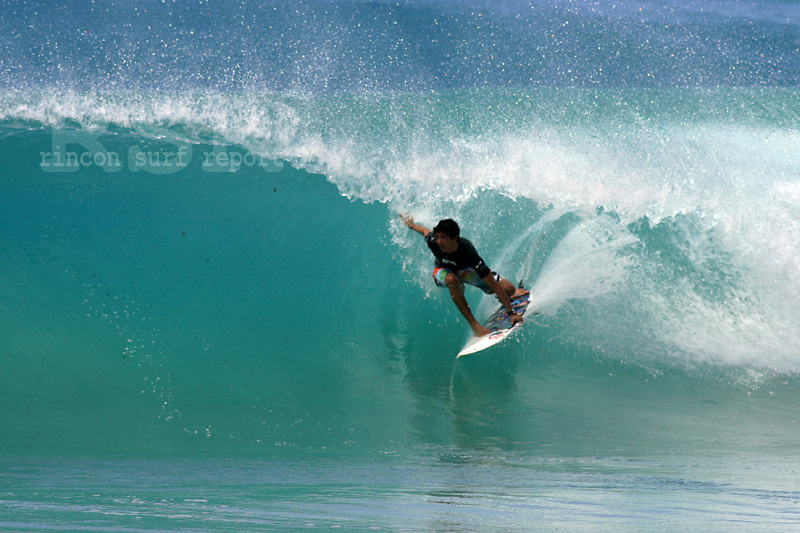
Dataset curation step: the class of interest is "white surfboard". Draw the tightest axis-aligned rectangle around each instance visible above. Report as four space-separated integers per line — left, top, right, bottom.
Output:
457 290 532 358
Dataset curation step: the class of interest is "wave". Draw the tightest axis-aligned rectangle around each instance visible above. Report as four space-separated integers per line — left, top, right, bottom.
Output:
1 84 799 455
3 87 800 354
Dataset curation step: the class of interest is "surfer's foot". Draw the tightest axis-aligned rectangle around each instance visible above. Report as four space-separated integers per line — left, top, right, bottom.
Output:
513 288 529 298
472 325 493 337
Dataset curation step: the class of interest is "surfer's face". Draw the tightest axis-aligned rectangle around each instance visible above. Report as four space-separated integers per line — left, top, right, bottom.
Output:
434 232 458 253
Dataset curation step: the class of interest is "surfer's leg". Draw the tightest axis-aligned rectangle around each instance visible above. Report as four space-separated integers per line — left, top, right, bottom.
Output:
498 277 516 297
496 276 529 299
442 272 491 337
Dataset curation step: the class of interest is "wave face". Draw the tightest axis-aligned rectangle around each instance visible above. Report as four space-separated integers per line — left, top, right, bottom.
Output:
1 0 800 459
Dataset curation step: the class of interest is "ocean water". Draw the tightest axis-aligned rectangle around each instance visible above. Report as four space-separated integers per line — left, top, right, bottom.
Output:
2 0 800 530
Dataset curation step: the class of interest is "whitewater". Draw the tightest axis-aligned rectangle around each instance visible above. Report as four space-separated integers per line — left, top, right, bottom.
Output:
2 0 800 530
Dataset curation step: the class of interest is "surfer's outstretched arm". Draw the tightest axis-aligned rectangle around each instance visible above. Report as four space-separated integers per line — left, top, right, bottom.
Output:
400 214 430 237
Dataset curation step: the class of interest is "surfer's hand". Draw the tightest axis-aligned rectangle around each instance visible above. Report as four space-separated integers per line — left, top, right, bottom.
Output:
400 214 431 237
509 312 524 325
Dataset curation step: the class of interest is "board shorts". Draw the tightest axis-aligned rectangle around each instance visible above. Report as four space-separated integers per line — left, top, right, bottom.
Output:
433 267 501 295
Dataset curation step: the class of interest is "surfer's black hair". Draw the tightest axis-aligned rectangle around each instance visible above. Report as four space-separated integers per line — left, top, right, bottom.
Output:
433 219 460 239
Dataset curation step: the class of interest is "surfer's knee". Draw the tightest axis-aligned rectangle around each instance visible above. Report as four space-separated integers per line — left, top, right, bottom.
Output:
499 277 516 296
444 272 461 290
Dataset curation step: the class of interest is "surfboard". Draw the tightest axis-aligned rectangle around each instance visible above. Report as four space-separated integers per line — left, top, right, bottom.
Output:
457 289 532 358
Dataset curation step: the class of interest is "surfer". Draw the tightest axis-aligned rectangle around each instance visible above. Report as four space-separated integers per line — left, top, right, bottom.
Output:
401 214 527 337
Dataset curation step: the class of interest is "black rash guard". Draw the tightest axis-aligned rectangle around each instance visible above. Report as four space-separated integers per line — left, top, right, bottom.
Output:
425 232 492 278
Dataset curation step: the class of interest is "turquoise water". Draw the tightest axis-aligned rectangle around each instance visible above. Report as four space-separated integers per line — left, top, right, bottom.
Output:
2 455 799 531
2 0 800 530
